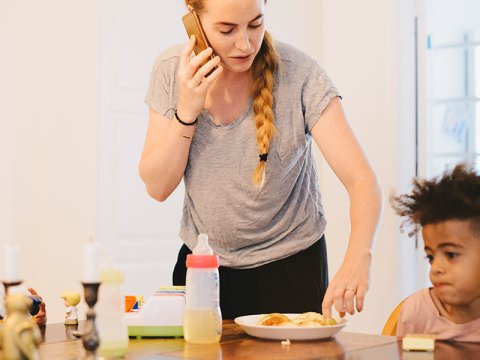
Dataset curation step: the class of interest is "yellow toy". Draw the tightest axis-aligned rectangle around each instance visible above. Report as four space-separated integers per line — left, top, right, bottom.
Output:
1 293 41 360
61 291 81 325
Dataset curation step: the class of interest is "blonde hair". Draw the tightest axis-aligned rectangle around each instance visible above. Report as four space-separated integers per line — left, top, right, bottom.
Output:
184 0 204 12
185 1 279 186
250 32 278 186
61 291 81 306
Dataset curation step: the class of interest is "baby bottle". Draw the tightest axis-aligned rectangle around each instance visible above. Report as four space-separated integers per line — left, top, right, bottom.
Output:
184 233 222 344
97 267 129 357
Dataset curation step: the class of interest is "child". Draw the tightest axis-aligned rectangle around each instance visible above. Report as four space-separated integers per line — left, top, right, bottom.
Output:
391 163 480 341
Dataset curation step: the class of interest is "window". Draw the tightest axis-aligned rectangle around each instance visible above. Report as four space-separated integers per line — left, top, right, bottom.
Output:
415 0 480 286
422 0 480 177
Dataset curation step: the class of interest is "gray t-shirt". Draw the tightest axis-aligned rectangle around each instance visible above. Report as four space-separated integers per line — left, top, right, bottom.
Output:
145 41 340 268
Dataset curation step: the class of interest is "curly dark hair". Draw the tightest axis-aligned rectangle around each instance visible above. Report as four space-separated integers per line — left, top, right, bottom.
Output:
390 163 480 235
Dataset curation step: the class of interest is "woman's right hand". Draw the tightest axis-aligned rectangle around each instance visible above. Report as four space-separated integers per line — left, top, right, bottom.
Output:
177 35 222 122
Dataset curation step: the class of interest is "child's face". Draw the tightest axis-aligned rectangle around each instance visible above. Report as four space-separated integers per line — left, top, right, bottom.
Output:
423 219 480 309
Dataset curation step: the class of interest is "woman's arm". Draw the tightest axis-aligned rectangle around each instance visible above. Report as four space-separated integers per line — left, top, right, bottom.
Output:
312 97 383 319
139 36 222 201
139 109 197 201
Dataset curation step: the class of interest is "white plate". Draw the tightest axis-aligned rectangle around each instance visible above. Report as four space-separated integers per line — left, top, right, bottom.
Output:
234 314 347 340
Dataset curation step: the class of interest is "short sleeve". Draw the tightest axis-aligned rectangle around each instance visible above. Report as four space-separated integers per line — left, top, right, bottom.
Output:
301 62 341 133
144 45 182 117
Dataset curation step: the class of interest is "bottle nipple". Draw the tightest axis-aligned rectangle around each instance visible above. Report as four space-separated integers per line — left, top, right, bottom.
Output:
192 233 213 255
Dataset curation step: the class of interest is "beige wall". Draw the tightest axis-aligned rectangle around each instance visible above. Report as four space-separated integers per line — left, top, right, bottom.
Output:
0 0 97 323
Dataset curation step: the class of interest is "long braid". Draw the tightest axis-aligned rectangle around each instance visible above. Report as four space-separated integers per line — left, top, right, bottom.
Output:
250 31 279 186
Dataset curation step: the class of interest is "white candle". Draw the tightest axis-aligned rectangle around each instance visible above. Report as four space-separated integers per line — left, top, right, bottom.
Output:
4 244 21 282
83 242 101 283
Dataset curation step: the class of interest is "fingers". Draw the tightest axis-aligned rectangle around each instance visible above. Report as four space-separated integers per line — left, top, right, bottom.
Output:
178 36 222 116
355 285 367 313
333 287 349 315
193 54 222 81
321 291 333 319
187 49 222 87
180 35 200 79
322 256 370 319
181 35 222 81
180 35 197 65
28 287 41 298
344 288 356 315
322 285 362 318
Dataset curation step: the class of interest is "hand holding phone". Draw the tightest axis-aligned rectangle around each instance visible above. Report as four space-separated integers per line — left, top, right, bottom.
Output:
182 10 218 70
178 10 221 119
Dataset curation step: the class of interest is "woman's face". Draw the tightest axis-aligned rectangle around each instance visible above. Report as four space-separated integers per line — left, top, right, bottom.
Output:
199 0 266 73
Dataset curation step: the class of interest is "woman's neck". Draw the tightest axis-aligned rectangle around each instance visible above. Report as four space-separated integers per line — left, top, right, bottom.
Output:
205 70 252 125
208 69 251 102
217 67 250 86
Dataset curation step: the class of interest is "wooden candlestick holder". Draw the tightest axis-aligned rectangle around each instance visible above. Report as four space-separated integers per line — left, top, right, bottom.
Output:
81 282 101 360
2 280 23 297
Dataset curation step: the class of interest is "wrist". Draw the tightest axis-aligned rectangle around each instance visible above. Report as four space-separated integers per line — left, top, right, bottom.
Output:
345 246 372 261
176 109 198 125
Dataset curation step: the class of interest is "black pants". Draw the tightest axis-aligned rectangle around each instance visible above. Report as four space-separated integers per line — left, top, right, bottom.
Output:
173 236 329 320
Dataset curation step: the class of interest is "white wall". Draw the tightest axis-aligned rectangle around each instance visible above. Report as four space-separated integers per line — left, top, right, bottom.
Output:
1 0 420 332
0 0 98 324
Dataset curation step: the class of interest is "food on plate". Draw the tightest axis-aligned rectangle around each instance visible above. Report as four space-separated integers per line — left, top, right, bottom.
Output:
258 313 293 326
257 312 337 327
294 312 337 326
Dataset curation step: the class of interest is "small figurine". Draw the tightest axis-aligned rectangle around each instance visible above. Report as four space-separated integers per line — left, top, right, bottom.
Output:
27 288 47 327
2 293 42 360
61 291 81 325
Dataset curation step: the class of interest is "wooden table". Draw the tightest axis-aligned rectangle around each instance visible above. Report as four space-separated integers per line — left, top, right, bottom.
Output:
2 321 480 359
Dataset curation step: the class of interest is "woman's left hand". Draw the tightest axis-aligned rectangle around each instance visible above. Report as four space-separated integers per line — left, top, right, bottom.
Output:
321 250 372 319
312 98 381 319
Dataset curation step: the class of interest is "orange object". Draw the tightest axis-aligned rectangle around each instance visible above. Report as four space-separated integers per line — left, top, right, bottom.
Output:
125 295 137 312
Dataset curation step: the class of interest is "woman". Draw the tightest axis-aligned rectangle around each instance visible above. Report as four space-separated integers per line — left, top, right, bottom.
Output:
140 0 382 320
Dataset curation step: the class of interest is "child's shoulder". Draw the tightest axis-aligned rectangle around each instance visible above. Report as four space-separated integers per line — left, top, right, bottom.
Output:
401 288 436 314
405 288 432 300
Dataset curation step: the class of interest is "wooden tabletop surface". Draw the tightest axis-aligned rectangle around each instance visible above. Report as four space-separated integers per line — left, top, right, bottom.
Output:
2 321 480 359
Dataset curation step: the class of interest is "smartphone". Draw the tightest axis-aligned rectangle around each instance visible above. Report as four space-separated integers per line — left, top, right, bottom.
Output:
182 11 217 71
